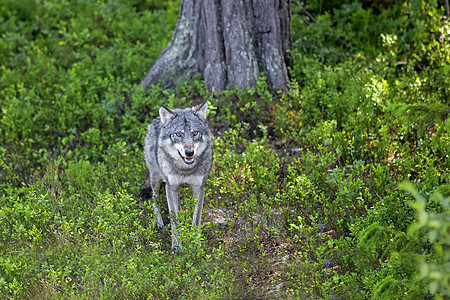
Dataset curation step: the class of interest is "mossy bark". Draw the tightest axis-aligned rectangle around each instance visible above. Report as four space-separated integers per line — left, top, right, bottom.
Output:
139 0 291 92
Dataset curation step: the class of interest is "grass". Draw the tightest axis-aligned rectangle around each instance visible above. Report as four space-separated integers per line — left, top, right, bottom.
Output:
1 0 449 299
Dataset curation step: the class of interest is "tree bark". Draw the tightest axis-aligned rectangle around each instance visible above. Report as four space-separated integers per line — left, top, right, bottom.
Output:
139 0 291 93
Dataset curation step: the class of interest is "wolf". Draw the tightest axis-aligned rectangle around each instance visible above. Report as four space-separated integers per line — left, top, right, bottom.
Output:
141 101 213 252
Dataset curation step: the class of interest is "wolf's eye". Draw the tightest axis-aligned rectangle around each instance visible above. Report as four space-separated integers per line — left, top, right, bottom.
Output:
192 131 199 136
175 132 183 137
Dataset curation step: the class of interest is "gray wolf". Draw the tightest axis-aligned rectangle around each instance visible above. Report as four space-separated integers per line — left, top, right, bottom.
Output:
141 101 213 252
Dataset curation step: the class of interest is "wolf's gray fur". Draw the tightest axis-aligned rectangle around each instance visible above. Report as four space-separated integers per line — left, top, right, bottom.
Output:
142 101 213 252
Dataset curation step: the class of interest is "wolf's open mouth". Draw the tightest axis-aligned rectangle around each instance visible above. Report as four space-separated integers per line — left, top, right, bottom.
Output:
183 156 194 164
178 150 195 165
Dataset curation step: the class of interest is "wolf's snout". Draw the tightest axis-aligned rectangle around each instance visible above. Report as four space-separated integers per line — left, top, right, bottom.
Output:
185 149 194 157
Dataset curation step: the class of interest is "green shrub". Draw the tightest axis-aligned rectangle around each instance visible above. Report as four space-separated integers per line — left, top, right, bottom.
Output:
401 182 450 299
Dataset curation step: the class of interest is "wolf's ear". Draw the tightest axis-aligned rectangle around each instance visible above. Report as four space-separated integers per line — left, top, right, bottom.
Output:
159 106 177 126
193 101 208 121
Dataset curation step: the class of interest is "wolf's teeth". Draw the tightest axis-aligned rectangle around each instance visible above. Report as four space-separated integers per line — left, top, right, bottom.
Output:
184 156 194 164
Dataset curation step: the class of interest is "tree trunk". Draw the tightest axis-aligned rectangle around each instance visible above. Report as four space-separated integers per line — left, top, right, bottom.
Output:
139 0 291 93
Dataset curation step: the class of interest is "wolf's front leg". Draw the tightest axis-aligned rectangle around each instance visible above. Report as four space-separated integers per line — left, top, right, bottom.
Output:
151 181 164 228
192 186 205 227
166 184 182 252
153 203 164 228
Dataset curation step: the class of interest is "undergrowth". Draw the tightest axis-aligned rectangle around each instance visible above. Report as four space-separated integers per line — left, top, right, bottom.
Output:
1 0 449 299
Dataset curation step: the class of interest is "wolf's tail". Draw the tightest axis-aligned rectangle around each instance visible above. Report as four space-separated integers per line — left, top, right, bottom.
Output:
139 175 153 199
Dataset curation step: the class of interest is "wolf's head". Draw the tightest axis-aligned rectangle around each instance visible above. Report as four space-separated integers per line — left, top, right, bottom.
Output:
159 101 212 168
